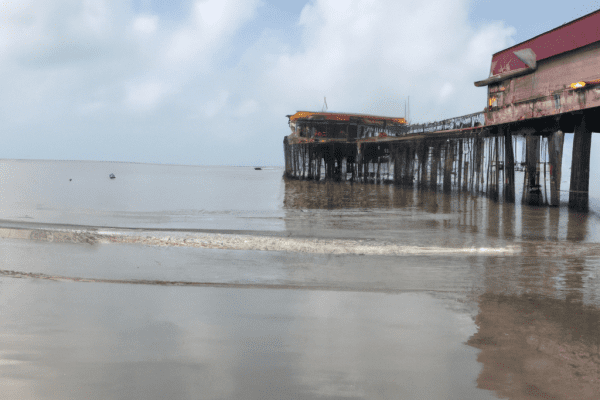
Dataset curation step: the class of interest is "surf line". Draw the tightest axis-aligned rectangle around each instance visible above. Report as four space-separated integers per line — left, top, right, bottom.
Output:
0 227 521 256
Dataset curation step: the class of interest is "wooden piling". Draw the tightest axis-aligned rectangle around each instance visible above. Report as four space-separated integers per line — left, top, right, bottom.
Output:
404 145 415 186
431 143 441 190
486 139 492 197
492 136 500 200
443 140 453 192
548 130 564 206
457 140 463 192
569 114 592 211
418 141 428 189
317 153 322 180
292 144 297 177
356 143 362 182
474 137 482 193
502 126 515 203
463 160 469 191
302 144 306 178
524 135 541 205
283 137 291 177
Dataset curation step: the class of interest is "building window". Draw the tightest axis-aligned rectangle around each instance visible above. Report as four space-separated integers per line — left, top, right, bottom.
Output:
553 94 560 110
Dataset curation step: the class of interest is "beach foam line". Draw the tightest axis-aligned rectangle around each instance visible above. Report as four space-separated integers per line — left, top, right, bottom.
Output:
98 232 521 255
0 226 521 256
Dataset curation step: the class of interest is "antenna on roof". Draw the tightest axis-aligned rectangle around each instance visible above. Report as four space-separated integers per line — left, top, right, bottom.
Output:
322 97 328 112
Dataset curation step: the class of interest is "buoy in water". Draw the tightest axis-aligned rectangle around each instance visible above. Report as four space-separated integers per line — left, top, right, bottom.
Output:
109 174 116 179
254 167 262 170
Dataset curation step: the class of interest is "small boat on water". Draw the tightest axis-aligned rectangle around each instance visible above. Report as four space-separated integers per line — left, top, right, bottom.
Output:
109 174 116 179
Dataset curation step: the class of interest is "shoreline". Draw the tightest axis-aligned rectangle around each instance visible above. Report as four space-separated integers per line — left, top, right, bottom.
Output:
1 222 520 256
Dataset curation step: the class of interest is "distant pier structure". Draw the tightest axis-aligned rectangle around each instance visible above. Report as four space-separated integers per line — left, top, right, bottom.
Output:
284 9 600 211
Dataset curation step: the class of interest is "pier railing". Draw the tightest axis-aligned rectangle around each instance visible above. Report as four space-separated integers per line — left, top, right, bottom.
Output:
400 112 484 135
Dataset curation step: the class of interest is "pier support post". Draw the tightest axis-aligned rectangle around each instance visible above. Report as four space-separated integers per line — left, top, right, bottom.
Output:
419 141 429 189
463 160 469 192
283 137 291 177
362 155 368 183
307 145 312 179
292 144 297 177
394 145 405 185
548 130 564 206
502 126 515 203
317 152 322 181
325 144 331 180
569 115 592 211
355 143 362 182
524 135 541 205
431 142 441 190
494 137 500 200
474 137 482 193
301 144 307 178
463 138 471 191
443 140 453 193
457 140 463 193
392 145 399 184
404 145 415 186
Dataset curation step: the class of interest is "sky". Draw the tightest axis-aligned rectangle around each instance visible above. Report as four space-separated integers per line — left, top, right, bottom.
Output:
1 0 600 166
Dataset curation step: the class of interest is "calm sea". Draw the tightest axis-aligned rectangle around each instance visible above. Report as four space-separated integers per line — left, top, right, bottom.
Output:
0 160 285 230
1 158 599 241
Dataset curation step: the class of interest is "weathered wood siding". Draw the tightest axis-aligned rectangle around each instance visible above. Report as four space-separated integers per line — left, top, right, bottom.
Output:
487 41 600 125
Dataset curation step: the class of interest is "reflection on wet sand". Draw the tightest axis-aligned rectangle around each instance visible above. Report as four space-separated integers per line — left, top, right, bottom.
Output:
468 291 600 399
467 191 600 399
282 178 598 244
0 280 499 400
284 179 600 399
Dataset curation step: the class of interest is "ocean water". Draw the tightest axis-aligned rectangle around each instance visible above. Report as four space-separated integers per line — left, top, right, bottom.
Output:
1 159 600 399
0 160 286 230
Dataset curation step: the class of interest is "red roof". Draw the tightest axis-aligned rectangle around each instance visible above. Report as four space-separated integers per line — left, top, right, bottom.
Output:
490 9 600 75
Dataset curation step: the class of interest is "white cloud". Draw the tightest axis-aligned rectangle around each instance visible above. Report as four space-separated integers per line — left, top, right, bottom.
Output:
0 0 518 165
163 0 261 67
78 100 105 114
79 0 109 35
132 15 158 35
464 21 517 77
439 83 454 100
125 80 170 110
204 90 229 118
235 99 259 117
261 0 515 122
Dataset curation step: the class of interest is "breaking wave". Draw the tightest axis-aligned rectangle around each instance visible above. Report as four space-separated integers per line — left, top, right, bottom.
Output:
0 226 521 256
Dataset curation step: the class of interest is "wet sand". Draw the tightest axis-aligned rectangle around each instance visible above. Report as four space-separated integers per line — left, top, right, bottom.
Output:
2 220 600 399
0 279 498 400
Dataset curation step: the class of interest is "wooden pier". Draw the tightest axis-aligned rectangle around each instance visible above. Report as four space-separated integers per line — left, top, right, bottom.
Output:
284 9 600 212
284 116 574 208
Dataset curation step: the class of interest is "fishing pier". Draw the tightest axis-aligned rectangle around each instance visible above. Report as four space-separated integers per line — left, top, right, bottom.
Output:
283 9 600 211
